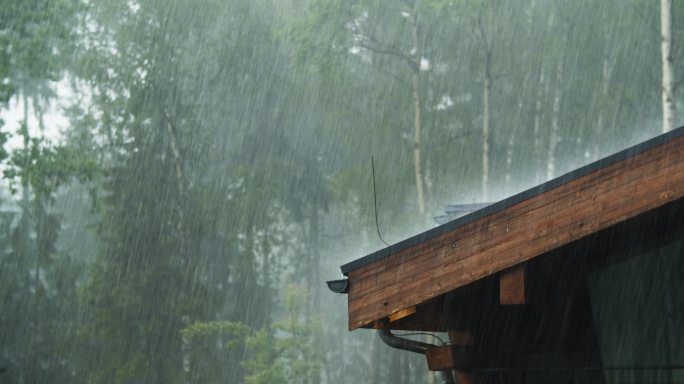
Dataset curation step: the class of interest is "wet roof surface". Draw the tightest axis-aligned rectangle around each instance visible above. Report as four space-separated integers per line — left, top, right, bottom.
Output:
340 125 684 275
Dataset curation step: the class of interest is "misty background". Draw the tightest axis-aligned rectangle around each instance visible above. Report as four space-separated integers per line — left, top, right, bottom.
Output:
0 0 682 383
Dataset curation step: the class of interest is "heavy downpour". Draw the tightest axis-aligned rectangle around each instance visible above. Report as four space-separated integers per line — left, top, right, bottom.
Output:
0 0 682 383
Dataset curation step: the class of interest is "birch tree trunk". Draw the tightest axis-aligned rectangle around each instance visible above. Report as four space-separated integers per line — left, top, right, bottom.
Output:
409 8 426 216
593 11 615 161
505 107 518 185
483 61 491 199
661 0 675 133
546 57 563 181
164 115 189 266
163 109 191 382
481 6 493 200
593 56 612 161
22 91 30 212
533 67 546 184
546 20 567 181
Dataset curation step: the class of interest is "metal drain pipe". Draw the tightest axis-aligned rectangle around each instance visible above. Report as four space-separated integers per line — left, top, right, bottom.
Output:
378 329 455 384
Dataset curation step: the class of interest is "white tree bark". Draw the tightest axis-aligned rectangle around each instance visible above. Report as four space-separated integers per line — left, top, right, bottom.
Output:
409 8 426 216
481 5 493 201
593 11 615 161
483 62 491 200
547 57 563 181
547 18 567 181
661 0 675 133
533 67 546 184
593 56 613 161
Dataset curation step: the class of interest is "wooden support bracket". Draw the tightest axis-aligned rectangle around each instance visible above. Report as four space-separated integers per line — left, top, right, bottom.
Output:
425 345 473 371
388 306 416 323
500 265 525 305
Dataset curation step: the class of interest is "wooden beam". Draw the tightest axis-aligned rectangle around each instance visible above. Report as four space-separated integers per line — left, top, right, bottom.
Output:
448 331 474 346
388 306 416 322
347 135 684 329
426 346 454 371
448 330 475 384
454 372 474 384
500 265 525 305
425 345 472 371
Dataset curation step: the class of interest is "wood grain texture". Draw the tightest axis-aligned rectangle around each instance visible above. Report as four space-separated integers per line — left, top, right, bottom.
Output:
499 265 525 305
426 346 456 371
348 136 684 330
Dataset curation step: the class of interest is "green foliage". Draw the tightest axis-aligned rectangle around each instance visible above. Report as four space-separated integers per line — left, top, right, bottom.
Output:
179 284 324 384
244 284 324 384
3 135 100 199
1 0 683 383
181 320 250 344
0 0 80 116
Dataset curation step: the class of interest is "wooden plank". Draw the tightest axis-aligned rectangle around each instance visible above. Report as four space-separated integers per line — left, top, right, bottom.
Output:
351 166 684 327
349 145 673 281
454 372 474 384
347 136 684 329
388 306 416 322
499 266 525 305
425 345 473 371
350 162 683 321
350 152 670 320
348 145 677 301
448 331 474 346
426 346 455 371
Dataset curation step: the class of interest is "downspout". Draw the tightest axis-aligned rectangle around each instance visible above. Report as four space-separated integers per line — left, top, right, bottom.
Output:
326 280 456 382
378 329 455 384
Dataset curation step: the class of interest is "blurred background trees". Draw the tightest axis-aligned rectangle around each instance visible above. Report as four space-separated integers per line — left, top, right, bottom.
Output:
0 0 681 382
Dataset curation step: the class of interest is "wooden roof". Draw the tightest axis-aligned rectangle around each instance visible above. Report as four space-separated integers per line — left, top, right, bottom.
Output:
341 126 684 330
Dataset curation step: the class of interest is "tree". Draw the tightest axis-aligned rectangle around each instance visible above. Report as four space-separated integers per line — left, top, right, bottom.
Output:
477 0 495 199
661 0 675 133
0 2 95 382
4 0 683 383
74 1 223 381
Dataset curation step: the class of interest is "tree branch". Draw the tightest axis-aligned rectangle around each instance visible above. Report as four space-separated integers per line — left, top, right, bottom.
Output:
357 42 415 69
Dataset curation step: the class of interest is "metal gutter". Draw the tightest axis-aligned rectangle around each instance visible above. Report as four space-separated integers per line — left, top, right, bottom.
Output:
378 329 455 384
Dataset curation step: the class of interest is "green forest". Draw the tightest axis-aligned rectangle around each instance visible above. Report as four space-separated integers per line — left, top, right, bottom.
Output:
0 0 681 383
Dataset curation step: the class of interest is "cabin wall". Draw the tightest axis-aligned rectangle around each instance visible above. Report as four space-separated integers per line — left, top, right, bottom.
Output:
588 237 684 383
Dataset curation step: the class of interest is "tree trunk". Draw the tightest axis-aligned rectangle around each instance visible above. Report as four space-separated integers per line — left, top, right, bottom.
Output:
546 57 563 181
307 203 321 314
593 56 612 161
546 18 567 181
21 91 37 289
593 11 615 161
481 7 493 201
533 67 546 184
164 112 191 382
505 114 517 185
22 91 30 201
483 64 491 200
409 9 426 216
661 0 675 133
164 116 188 266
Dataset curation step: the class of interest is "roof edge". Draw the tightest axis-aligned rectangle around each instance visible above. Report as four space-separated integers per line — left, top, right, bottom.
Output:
340 125 684 275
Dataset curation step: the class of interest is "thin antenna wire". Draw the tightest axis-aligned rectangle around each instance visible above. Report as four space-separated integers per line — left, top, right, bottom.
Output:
372 156 390 246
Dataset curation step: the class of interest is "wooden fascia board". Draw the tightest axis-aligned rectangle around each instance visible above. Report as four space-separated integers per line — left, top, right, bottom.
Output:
346 133 684 330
